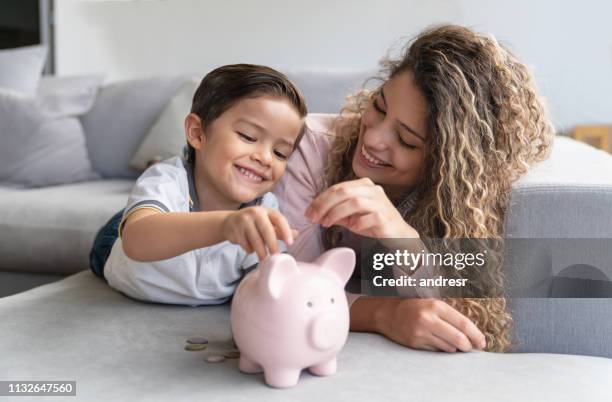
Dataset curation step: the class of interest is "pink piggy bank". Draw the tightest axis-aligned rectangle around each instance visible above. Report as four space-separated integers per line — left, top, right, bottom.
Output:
230 247 356 388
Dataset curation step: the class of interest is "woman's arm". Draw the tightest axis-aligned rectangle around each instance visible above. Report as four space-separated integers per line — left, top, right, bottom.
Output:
275 116 486 352
307 177 486 352
350 297 486 352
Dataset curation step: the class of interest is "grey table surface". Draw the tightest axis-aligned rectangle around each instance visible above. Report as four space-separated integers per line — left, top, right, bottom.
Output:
0 271 611 402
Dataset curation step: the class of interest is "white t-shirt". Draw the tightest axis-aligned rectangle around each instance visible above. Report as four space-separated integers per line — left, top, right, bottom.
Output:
104 156 280 306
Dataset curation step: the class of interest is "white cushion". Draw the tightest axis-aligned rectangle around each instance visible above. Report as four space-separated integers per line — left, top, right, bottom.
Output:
0 82 100 187
0 45 48 94
129 79 199 171
36 75 104 117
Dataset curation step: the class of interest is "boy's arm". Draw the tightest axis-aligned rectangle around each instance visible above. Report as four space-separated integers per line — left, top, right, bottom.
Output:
121 209 232 262
122 206 294 263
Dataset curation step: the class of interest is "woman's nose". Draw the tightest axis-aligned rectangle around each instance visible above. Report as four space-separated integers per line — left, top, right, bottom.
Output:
363 119 394 151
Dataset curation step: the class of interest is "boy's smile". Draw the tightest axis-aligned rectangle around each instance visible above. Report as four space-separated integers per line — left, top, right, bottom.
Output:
187 95 303 211
234 164 268 184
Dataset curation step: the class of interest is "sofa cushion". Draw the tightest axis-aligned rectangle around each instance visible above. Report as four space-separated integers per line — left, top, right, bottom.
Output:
0 271 610 401
0 87 100 187
81 76 187 178
0 179 133 274
129 79 199 171
0 45 47 94
37 75 104 117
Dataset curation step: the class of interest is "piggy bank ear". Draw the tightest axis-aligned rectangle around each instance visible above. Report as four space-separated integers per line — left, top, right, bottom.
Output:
313 247 355 286
260 253 299 299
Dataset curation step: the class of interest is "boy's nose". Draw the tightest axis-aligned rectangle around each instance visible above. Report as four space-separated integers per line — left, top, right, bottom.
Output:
251 148 272 167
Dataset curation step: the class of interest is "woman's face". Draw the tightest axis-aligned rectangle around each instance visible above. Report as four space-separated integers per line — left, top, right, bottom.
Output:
352 70 428 200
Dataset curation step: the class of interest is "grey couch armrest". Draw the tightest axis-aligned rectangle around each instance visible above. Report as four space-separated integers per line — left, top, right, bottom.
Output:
505 137 612 357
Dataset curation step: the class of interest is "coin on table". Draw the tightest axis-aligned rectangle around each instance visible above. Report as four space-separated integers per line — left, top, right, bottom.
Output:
185 343 207 351
204 355 227 363
223 351 240 359
186 336 209 345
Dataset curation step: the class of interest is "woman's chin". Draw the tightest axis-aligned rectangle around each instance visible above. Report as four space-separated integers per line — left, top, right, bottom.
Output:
352 156 372 180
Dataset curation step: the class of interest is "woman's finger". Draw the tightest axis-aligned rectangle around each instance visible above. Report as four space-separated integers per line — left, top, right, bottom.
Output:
308 185 377 223
438 302 486 350
346 212 379 233
307 180 375 219
427 332 459 353
320 197 372 227
429 317 473 352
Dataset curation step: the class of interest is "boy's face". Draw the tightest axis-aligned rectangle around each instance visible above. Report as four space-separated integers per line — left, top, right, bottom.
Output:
187 95 303 207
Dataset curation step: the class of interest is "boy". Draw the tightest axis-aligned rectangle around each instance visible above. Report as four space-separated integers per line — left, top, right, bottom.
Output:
90 64 307 305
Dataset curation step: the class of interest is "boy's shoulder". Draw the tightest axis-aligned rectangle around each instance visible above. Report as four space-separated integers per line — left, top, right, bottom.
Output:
140 156 187 177
134 156 190 189
127 156 190 212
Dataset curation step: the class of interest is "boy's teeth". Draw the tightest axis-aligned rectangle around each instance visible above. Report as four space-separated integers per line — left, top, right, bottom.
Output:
238 167 263 182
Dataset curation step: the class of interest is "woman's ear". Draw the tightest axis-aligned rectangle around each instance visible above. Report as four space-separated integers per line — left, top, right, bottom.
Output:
185 113 205 151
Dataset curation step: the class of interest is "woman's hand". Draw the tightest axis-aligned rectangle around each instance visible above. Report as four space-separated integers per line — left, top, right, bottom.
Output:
372 298 486 352
222 207 295 261
305 178 418 239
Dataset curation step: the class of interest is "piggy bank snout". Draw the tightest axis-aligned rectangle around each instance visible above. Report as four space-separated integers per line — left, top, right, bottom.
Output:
309 313 347 351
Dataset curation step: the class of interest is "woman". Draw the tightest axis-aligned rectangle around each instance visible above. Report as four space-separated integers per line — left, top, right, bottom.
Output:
274 24 553 353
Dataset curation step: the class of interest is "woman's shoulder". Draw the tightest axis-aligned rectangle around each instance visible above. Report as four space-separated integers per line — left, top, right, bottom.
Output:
305 113 337 134
284 114 339 194
301 113 337 154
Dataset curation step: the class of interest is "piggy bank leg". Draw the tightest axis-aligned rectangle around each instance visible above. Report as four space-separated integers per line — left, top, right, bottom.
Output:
263 368 301 388
239 355 263 374
308 358 337 376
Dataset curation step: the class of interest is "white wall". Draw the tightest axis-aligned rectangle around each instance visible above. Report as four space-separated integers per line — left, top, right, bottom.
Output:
55 0 612 131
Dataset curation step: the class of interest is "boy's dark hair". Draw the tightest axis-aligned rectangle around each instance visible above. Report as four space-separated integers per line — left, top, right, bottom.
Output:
187 64 308 164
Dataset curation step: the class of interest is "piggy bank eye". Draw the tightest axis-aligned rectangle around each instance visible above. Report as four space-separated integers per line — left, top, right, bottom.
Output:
307 301 313 308
330 298 335 304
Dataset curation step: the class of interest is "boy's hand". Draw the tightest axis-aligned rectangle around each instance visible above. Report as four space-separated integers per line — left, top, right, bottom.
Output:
222 207 295 261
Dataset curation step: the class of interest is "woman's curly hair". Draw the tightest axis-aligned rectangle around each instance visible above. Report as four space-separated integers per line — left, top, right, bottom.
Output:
324 25 554 352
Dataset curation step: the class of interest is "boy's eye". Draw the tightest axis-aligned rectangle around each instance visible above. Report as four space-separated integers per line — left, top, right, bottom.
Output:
237 132 256 142
274 150 288 161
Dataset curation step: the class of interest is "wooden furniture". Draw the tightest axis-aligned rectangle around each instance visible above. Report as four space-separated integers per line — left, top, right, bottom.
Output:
572 125 610 153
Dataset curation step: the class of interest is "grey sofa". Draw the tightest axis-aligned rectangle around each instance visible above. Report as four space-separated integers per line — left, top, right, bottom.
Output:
1 71 611 401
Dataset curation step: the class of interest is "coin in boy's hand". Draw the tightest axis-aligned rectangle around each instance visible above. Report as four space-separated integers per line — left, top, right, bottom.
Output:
223 351 240 359
186 336 209 345
185 343 207 351
205 355 226 363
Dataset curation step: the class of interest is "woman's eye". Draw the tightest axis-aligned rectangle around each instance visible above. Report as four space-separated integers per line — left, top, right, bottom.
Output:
372 97 386 115
274 150 288 160
398 136 417 150
237 132 256 142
